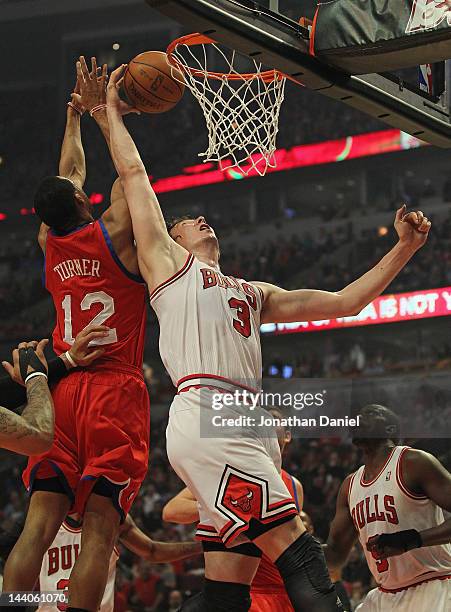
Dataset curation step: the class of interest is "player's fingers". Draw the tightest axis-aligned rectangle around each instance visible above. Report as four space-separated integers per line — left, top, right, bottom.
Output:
111 64 127 85
76 61 86 85
79 56 90 81
80 330 110 345
417 218 431 233
415 210 424 225
2 361 14 378
91 56 98 80
11 348 20 370
78 324 110 338
395 203 407 222
17 342 28 350
35 339 49 356
25 341 39 350
101 63 108 87
84 348 105 363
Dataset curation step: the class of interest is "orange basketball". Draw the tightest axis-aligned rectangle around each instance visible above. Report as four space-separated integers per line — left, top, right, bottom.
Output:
123 51 185 114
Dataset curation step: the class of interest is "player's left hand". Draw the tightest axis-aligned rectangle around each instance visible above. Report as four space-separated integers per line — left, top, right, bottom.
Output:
394 204 431 250
106 64 140 116
2 339 49 386
366 529 422 559
66 324 110 367
75 55 108 113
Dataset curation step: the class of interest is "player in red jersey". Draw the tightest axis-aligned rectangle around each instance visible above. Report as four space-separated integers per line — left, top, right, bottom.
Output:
2 58 148 612
162 408 304 612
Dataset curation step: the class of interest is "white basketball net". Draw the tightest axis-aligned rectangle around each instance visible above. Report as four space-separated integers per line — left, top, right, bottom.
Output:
167 35 287 176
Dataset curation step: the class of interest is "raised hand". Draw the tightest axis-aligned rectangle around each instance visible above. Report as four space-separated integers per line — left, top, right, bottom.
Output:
2 339 49 386
394 204 431 250
75 55 108 113
65 324 110 367
106 63 140 116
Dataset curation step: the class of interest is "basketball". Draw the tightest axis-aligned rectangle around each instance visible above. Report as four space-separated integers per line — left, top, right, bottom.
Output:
123 51 184 114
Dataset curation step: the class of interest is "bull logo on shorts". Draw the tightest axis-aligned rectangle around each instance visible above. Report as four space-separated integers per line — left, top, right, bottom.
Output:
229 488 254 512
406 0 451 33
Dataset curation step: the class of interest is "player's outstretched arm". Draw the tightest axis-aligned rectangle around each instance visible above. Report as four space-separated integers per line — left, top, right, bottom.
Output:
106 65 187 291
119 514 202 562
59 74 86 189
74 57 141 276
323 476 358 571
367 450 451 559
38 75 87 252
162 487 200 524
0 340 53 455
256 206 431 324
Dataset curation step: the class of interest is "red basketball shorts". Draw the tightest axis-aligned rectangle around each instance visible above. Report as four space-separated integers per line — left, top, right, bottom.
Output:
250 590 294 612
23 365 150 519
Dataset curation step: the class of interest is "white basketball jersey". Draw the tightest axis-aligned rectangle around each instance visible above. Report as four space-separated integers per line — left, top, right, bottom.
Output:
38 522 119 612
151 254 263 389
348 445 451 590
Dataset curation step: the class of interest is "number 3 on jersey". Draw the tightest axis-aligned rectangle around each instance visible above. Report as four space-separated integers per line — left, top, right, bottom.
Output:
62 291 117 345
367 535 389 573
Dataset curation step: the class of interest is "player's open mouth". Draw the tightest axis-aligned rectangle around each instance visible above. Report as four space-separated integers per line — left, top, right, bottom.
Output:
200 224 211 232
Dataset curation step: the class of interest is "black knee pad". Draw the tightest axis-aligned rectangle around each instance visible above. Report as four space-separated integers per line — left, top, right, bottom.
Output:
276 532 343 611
204 579 251 612
179 592 207 611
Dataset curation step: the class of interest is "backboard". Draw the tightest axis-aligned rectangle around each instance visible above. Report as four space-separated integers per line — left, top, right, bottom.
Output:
147 0 451 147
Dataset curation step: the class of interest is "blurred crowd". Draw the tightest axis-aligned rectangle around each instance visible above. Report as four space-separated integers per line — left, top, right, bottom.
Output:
1 206 449 343
0 81 387 205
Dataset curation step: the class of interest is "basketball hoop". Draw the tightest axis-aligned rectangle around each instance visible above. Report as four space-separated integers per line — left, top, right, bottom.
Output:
167 33 287 176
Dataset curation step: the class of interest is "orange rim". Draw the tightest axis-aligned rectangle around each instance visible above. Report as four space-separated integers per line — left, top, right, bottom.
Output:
166 32 285 83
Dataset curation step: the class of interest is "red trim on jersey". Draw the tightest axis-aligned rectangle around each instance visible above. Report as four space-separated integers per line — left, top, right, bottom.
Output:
360 447 396 487
178 384 240 395
378 573 451 593
149 253 194 302
61 522 82 534
177 373 259 394
396 447 428 501
347 472 357 507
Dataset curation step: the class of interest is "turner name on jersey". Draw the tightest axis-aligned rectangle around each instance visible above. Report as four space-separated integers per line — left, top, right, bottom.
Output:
52 258 101 283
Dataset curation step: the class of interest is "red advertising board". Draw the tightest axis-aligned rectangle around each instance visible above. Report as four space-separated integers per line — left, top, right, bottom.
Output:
260 286 451 334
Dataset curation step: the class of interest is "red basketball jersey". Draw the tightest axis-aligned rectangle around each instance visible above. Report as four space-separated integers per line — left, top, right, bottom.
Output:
251 470 300 592
45 220 147 370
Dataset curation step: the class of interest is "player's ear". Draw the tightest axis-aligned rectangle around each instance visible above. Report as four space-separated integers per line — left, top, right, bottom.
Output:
285 430 292 445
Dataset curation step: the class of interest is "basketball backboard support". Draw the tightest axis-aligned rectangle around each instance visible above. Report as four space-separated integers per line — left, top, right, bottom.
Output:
146 0 451 147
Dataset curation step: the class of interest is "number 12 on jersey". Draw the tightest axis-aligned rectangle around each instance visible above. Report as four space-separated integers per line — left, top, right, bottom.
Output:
62 291 117 345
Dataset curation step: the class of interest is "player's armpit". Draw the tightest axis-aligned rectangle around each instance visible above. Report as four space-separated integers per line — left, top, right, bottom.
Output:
324 475 358 571
255 282 351 324
401 449 451 547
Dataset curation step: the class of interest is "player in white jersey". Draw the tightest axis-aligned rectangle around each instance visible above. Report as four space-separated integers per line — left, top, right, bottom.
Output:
0 514 201 612
106 64 430 611
324 404 451 612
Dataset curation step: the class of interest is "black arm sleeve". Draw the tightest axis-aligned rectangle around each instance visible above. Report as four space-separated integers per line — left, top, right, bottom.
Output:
0 357 68 411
